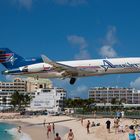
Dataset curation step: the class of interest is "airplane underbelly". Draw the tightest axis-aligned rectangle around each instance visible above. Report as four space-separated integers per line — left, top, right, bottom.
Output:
38 72 62 78
18 71 62 78
105 67 140 74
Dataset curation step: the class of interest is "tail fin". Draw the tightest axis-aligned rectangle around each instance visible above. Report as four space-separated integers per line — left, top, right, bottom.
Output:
0 48 24 69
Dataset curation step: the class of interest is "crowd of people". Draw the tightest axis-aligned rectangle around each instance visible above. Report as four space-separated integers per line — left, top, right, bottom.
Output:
43 120 74 140
104 110 140 140
15 112 140 140
80 110 140 140
104 118 140 140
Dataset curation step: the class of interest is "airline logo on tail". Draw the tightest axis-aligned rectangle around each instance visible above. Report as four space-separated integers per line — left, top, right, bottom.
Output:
0 52 16 65
8 54 17 65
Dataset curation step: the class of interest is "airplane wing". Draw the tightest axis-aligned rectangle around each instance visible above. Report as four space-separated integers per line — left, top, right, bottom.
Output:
41 55 98 77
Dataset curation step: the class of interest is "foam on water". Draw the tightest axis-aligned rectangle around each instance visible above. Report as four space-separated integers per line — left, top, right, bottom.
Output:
6 128 32 140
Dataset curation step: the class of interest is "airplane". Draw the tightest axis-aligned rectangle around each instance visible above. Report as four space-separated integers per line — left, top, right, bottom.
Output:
0 48 140 85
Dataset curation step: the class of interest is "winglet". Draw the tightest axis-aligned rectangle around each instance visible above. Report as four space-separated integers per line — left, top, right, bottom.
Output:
41 55 52 63
41 55 56 67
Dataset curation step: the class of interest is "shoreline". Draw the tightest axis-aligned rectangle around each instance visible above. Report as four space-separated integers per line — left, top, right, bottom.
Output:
0 116 72 140
0 115 140 140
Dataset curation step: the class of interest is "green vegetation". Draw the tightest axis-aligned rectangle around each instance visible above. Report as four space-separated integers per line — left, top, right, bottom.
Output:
10 91 31 110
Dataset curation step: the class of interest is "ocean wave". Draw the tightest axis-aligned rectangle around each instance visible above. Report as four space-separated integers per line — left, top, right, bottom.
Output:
6 128 32 140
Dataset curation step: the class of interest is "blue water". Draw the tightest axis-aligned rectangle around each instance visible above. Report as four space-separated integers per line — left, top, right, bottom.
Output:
0 122 15 140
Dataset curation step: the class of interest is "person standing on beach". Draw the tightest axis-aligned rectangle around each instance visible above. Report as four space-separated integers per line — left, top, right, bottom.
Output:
67 129 74 140
106 120 111 133
94 111 96 119
52 123 55 134
128 125 136 140
86 120 90 134
47 123 51 138
54 133 61 140
121 110 124 119
81 117 84 126
114 118 119 133
43 119 46 127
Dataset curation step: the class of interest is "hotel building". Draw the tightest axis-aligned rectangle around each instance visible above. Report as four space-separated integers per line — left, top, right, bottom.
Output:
0 78 52 107
30 87 67 112
88 87 140 104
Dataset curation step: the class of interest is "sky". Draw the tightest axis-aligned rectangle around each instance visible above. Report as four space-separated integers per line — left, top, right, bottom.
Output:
0 0 140 98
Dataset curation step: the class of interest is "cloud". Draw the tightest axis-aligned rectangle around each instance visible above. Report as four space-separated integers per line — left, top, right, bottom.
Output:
67 35 88 49
11 0 33 10
74 49 90 60
67 35 90 59
53 0 88 6
130 77 140 89
70 85 88 98
99 45 117 58
99 26 118 58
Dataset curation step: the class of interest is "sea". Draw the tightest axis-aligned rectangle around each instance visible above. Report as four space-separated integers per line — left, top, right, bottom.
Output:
0 122 32 140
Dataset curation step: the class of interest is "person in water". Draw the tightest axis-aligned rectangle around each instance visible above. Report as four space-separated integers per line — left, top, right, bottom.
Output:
17 126 21 133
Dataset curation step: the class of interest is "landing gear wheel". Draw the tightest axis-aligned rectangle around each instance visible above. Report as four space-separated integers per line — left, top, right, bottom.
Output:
70 78 76 85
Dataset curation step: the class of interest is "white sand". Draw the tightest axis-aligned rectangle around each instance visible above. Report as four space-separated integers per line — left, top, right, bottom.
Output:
0 113 140 140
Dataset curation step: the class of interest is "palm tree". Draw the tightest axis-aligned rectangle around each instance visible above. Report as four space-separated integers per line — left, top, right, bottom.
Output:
110 97 118 112
10 91 21 110
100 98 106 104
119 98 126 104
10 91 31 110
111 97 117 105
64 98 73 108
100 98 107 111
2 97 7 111
22 94 32 107
2 97 7 105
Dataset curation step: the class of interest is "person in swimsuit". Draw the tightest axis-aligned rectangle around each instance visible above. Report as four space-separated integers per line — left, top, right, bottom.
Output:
43 119 46 127
54 133 61 140
81 117 84 126
52 123 55 134
106 120 111 133
47 123 51 138
114 118 119 133
86 120 90 134
67 129 74 140
129 125 136 140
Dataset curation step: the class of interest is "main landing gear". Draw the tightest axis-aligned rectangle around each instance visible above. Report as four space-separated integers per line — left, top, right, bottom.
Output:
70 78 76 85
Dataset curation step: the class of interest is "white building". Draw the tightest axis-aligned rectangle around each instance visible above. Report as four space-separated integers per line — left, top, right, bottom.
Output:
0 78 27 107
30 87 67 112
0 78 52 108
88 87 140 104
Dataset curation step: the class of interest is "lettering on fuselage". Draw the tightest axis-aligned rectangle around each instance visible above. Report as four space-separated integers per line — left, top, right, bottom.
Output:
101 60 139 71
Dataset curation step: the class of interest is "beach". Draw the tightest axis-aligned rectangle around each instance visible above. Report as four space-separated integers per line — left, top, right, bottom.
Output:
0 113 140 140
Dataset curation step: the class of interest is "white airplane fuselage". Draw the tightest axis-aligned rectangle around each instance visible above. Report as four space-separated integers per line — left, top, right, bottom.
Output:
2 48 140 84
15 57 140 78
